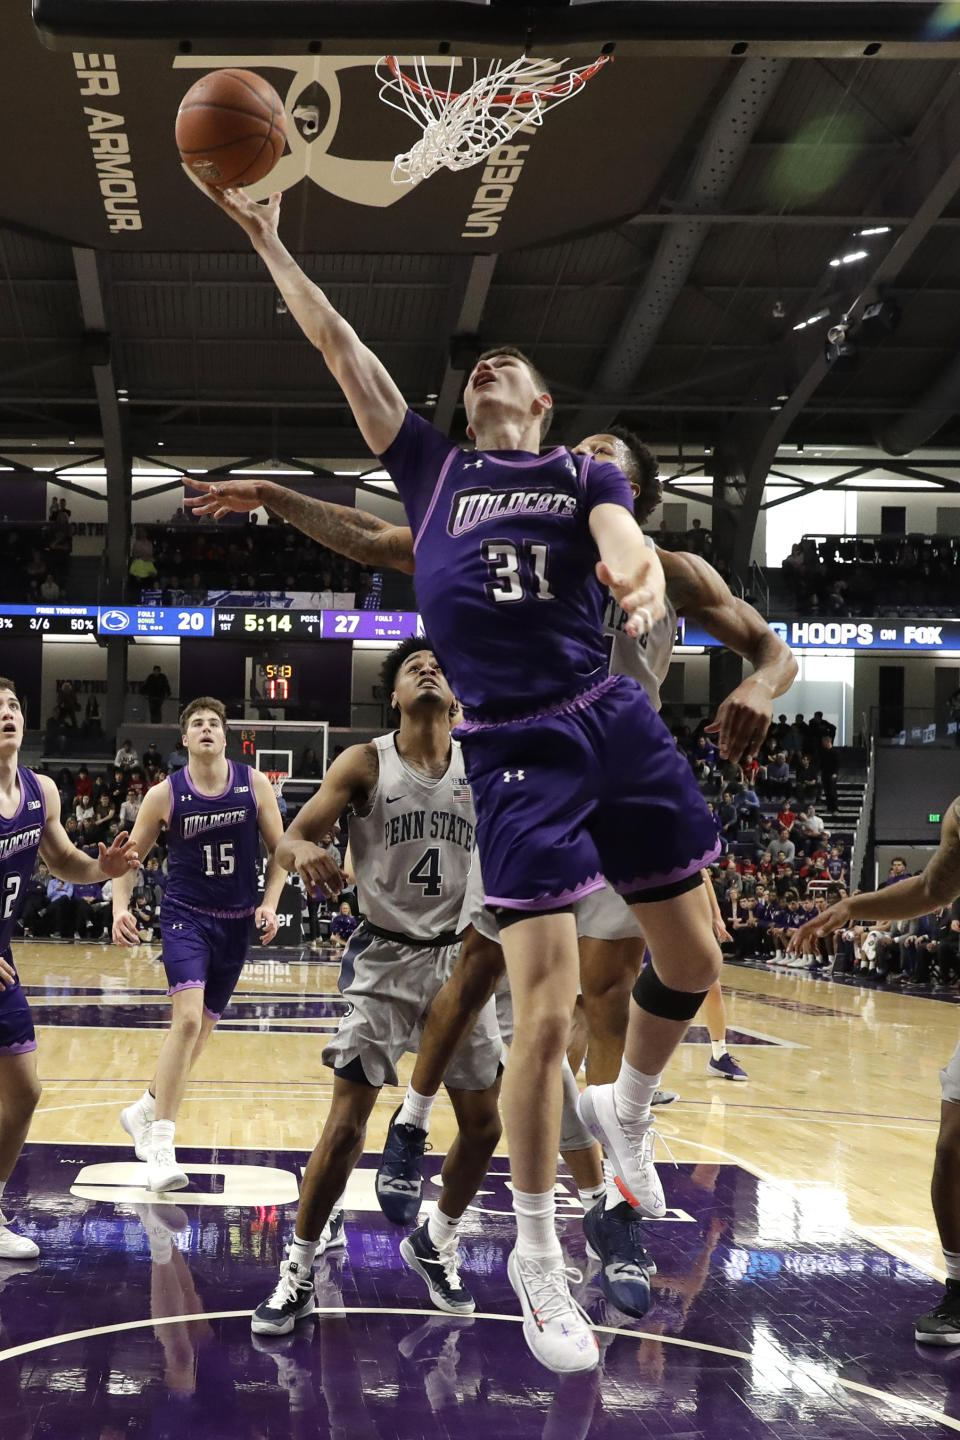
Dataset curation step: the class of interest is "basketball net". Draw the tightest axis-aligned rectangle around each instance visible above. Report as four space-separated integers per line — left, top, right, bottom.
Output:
377 55 610 184
265 769 288 798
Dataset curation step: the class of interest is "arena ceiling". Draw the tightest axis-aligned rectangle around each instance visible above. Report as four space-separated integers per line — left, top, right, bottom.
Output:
5 0 960 485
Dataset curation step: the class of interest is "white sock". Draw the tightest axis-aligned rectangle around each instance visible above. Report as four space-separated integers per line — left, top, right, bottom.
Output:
140 1089 156 1117
427 1206 461 1250
288 1233 319 1273
944 1249 960 1281
577 1181 605 1212
613 1059 661 1129
397 1085 435 1133
151 1120 175 1152
602 1158 622 1211
513 1186 561 1259
711 1039 728 1062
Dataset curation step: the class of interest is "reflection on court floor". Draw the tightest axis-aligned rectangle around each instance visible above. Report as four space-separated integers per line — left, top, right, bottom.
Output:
0 1145 954 1439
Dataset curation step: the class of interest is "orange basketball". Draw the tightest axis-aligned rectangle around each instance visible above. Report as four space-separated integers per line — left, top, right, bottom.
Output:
176 69 287 188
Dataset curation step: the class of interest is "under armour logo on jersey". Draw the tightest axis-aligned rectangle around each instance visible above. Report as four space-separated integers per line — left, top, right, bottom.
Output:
171 923 185 931
502 770 525 783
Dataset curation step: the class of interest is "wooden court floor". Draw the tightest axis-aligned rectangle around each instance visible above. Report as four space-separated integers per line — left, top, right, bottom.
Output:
16 940 950 1281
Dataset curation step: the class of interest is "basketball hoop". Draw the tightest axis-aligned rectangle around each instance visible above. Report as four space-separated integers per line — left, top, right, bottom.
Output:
265 769 288 798
377 54 610 185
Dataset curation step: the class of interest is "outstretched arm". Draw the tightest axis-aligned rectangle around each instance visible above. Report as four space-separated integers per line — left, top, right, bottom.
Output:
276 745 378 897
590 504 666 637
184 478 416 575
660 549 797 761
191 181 407 456
110 784 168 944
36 775 139 885
789 800 960 952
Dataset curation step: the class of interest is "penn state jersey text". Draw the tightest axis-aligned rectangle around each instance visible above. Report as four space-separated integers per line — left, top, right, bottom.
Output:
347 732 475 941
381 410 634 718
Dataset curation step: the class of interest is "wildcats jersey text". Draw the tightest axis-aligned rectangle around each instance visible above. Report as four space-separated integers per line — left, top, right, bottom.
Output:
165 761 260 917
0 768 46 954
380 410 635 719
348 733 475 942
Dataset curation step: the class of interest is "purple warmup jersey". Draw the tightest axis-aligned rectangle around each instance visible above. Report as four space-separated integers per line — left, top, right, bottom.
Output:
381 410 635 717
166 762 260 917
0 768 45 951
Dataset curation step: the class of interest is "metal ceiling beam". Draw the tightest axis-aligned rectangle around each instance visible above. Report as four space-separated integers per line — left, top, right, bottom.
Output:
72 246 129 588
712 77 960 576
411 255 495 438
878 348 960 454
571 57 788 436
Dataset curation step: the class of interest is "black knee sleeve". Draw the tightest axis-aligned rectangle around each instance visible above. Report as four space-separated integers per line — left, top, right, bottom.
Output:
632 964 709 1022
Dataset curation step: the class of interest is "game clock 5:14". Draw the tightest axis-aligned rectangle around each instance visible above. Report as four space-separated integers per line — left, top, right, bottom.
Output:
244 613 292 633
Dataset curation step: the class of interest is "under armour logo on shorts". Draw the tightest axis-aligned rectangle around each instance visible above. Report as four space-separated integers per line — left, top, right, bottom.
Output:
502 770 525 783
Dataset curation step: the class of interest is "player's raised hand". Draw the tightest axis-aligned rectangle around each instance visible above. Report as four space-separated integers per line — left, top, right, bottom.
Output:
787 897 852 954
255 905 280 945
97 831 140 879
182 166 282 240
597 553 666 639
705 674 775 762
112 908 143 946
286 841 345 900
184 477 264 519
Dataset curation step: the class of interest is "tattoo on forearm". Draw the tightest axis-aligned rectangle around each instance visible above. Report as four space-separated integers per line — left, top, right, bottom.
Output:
267 490 388 566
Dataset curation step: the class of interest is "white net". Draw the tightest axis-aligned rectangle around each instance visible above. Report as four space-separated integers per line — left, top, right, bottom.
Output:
377 55 610 184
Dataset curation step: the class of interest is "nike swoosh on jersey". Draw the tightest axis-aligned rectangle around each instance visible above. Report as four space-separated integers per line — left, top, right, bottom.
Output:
385 794 407 803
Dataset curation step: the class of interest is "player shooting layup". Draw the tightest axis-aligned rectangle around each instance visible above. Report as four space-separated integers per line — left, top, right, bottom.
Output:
200 179 729 1375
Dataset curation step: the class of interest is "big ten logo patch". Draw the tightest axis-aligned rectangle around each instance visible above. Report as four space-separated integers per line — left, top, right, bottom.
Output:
174 54 412 208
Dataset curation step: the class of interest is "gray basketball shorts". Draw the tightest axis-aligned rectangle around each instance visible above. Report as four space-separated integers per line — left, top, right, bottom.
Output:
940 1034 960 1103
323 922 502 1091
458 849 644 943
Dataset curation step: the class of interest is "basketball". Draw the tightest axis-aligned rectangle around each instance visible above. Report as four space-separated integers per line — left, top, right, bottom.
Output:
176 69 287 188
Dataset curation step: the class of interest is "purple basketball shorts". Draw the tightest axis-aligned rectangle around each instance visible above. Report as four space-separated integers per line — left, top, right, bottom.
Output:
458 674 720 912
0 950 36 1055
160 900 253 1020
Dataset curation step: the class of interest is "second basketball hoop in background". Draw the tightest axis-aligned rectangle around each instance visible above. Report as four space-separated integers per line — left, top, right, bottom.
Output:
377 54 610 184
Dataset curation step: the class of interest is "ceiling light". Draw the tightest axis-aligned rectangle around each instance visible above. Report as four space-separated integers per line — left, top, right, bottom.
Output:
829 250 868 268
858 226 891 236
793 309 829 331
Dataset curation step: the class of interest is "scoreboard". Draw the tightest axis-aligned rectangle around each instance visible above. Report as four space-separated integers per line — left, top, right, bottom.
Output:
0 605 424 640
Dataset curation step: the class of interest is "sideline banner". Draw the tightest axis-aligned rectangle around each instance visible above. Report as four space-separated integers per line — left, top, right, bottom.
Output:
680 617 959 652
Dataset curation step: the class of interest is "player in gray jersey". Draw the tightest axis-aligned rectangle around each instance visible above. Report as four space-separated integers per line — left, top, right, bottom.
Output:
251 639 503 1336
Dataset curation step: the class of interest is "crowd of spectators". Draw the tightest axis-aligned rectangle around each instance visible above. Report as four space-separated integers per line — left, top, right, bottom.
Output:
130 519 375 607
781 533 960 615
11 750 356 946
706 844 960 992
0 504 78 603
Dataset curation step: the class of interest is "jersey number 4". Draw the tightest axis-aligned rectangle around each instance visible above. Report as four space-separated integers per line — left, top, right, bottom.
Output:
482 540 553 604
408 847 443 898
201 841 235 877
